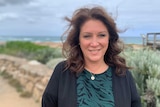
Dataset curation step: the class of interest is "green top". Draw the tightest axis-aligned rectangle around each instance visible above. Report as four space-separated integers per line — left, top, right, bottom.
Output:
77 67 114 107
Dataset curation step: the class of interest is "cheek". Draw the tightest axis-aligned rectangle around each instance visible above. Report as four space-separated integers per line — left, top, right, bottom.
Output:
102 38 109 45
80 43 87 51
79 41 89 54
79 39 88 48
103 40 109 51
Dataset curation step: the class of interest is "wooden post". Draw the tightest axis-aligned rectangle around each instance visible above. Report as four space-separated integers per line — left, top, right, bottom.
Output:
153 34 157 50
146 34 149 46
141 34 146 46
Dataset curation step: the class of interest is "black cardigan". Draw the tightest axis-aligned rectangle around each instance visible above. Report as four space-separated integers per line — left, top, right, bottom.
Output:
42 61 141 107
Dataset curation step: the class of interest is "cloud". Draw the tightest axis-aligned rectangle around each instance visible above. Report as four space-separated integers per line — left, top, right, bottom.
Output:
0 0 160 36
0 12 19 21
0 0 33 6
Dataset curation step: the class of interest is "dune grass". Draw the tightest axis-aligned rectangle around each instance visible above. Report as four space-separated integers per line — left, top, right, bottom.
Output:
0 41 62 64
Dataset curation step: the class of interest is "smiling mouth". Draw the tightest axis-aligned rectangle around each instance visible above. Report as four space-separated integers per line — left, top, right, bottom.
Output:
89 49 100 53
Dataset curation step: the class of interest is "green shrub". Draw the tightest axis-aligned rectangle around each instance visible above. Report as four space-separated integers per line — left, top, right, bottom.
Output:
34 48 62 64
0 41 62 64
6 41 47 51
123 48 160 106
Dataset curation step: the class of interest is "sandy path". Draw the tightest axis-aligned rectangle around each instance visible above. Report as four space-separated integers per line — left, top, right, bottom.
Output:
0 76 41 107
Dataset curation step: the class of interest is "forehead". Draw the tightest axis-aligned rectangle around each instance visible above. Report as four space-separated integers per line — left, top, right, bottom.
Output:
80 19 108 32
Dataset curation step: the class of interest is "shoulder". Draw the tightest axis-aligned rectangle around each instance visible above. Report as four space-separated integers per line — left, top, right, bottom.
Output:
111 67 133 78
112 68 136 84
113 69 137 88
53 60 69 73
54 60 66 70
53 60 76 78
50 60 67 79
125 70 134 78
125 70 135 82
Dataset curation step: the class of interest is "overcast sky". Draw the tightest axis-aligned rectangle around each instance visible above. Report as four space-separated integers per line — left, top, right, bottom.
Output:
0 0 159 37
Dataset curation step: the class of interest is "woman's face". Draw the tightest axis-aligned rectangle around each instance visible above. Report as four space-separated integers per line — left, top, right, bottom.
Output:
79 19 109 64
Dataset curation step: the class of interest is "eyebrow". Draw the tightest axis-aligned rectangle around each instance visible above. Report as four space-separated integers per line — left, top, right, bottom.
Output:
82 31 108 34
98 31 108 33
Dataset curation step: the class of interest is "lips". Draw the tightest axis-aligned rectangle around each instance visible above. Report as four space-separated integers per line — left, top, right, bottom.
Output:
89 49 100 54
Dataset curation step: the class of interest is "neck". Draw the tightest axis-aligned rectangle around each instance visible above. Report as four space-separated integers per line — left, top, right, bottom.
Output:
85 61 108 74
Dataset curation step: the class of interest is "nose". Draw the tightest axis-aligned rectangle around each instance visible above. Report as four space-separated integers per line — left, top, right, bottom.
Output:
90 37 99 46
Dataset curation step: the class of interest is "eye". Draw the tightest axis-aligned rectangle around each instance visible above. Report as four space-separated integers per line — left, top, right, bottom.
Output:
98 33 106 37
83 34 91 38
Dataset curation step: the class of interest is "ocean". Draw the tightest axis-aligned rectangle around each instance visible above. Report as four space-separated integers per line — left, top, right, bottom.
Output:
0 35 143 44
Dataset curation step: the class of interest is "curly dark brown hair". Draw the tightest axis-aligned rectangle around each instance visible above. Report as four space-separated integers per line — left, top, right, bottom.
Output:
62 6 129 75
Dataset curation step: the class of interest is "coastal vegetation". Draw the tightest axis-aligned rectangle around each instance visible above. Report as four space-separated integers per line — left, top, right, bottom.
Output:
123 47 160 107
0 41 62 64
0 41 160 106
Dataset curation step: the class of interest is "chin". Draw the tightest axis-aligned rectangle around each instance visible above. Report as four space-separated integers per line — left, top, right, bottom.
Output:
88 58 102 62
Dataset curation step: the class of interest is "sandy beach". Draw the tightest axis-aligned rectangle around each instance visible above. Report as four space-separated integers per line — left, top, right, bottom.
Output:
0 76 40 107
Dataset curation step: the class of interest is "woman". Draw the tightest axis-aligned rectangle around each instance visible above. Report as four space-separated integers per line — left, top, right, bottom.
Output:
42 6 141 107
